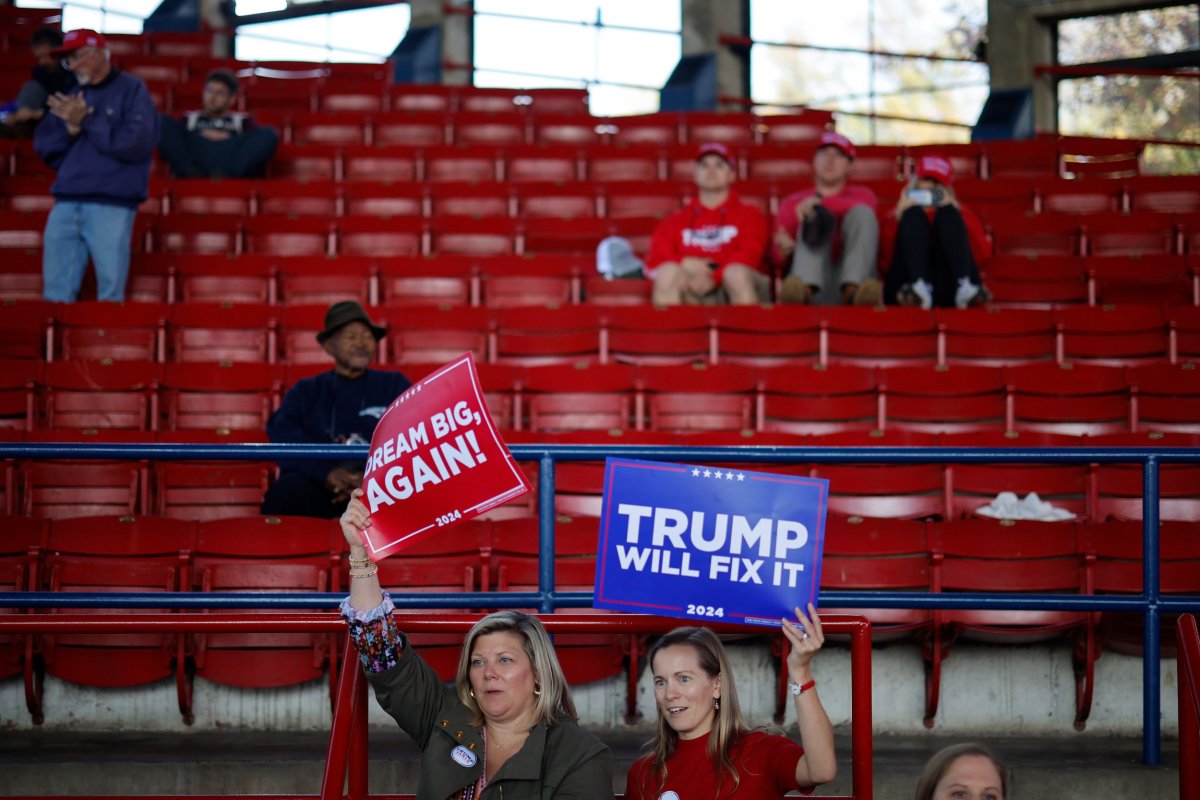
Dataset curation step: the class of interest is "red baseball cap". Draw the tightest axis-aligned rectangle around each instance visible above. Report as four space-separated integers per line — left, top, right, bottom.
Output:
54 29 108 55
696 141 733 165
915 155 954 185
817 131 856 160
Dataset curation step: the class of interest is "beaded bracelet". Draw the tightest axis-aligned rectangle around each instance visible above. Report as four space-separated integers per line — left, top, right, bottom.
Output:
350 566 379 579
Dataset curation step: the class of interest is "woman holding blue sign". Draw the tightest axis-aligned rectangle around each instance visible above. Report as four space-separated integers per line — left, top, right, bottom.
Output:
626 604 836 799
337 490 614 800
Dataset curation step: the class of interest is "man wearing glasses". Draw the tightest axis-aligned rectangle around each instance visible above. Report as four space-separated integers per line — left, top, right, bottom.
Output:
34 29 159 303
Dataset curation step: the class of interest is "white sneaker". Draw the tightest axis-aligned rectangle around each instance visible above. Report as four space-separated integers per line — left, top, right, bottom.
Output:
902 279 933 309
955 277 987 309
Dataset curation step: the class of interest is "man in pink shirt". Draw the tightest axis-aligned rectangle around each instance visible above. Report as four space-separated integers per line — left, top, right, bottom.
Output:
771 132 880 306
645 142 769 306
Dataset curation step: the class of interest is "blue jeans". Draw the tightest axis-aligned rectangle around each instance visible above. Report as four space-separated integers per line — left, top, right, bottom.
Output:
42 201 137 302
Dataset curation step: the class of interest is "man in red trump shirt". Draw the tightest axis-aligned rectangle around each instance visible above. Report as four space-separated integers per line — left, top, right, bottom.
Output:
645 142 769 306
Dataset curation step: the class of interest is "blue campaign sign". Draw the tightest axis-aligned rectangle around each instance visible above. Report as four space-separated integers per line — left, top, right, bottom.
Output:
593 457 829 628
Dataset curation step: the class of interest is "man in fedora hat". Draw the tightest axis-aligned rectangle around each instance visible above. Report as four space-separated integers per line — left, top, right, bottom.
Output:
261 301 411 518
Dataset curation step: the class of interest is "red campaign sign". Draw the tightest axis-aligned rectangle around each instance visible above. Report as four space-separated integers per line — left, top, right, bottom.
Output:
360 354 530 560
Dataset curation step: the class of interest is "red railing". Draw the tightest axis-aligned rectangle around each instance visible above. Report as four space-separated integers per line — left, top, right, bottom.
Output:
1180 614 1200 800
1 612 874 800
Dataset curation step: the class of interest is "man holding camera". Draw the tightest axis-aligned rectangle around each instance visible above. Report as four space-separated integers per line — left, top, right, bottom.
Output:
771 131 880 306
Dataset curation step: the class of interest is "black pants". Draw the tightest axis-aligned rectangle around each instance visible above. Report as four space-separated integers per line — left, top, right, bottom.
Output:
884 205 982 307
260 472 346 519
159 116 279 179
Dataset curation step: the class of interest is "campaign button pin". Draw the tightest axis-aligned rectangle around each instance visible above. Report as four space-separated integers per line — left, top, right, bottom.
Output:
451 745 477 768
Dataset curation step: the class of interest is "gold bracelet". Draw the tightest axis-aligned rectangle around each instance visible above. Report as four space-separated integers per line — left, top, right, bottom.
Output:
350 567 379 580
348 556 373 568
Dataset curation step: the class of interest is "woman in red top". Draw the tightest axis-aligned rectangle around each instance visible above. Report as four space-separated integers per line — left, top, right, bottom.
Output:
625 604 836 799
881 155 990 309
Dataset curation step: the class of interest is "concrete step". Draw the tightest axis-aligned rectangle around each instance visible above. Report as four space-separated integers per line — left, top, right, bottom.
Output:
0 730 1180 800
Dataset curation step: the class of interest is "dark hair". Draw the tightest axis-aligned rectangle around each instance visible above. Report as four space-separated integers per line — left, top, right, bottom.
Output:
30 28 64 49
914 743 1010 800
205 69 239 94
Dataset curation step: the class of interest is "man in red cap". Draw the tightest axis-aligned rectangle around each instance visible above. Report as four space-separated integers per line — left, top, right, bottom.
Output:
880 154 990 309
644 142 769 306
771 131 880 306
34 29 158 303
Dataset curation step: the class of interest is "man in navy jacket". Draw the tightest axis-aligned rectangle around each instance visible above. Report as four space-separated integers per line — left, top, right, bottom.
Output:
262 302 412 518
34 29 158 303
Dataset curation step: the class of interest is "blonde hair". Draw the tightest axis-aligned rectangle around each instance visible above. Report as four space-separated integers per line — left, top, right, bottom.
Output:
454 610 577 727
643 627 750 795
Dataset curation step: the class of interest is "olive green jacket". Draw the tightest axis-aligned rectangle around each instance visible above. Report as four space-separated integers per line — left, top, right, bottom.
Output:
367 636 614 800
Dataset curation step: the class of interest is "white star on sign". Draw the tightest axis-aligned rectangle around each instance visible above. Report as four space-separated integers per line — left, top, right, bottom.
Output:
737 473 745 481
703 470 712 478
692 468 700 476
725 471 734 479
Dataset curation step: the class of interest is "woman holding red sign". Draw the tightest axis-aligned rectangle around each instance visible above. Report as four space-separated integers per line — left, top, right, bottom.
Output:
338 490 614 800
625 606 836 799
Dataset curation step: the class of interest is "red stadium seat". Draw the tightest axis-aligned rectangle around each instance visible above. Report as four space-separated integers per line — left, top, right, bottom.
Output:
42 361 161 431
586 143 662 182
989 214 1080 257
521 88 590 115
504 143 582 183
256 179 341 218
1124 175 1200 215
389 84 457 113
290 110 370 146
936 308 1056 366
452 111 527 146
758 362 878 434
1168 306 1200 363
341 182 425 218
243 216 333 257
823 307 939 368
953 177 1036 222
425 182 509 218
1006 362 1131 436
0 515 40 689
1129 364 1200 434
679 111 756 145
50 301 166 363
0 252 45 302
530 113 603 145
317 81 385 113
941 430 1090 521
154 462 272 521
387 305 489 364
1053 305 1168 366
850 145 906 181
879 364 1007 434
154 215 241 256
754 111 834 144
161 361 281 432
711 305 821 367
371 111 449 147
1087 432 1200 522
0 301 52 360
582 275 653 305
268 144 341 181
522 363 637 433
1085 255 1197 307
607 114 680 145
513 182 597 219
278 255 374 306
428 217 518 256
191 516 341 699
0 359 38 432
602 304 713 365
600 180 688 219
423 144 501 183
336 216 423 257
168 180 256 216
457 87 525 113
1 176 56 212
926 519 1093 729
480 263 580 309
1037 178 1124 215
38 515 194 723
813 430 946 519
981 139 1060 180
1059 137 1143 179
376 256 477 306
0 210 48 250
1082 212 1181 257
982 254 1087 307
640 363 757 432
168 302 276 364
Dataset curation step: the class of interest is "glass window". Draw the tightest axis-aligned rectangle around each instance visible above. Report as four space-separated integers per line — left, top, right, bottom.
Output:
472 0 681 116
1058 5 1199 66
236 4 411 62
18 0 159 34
749 0 987 144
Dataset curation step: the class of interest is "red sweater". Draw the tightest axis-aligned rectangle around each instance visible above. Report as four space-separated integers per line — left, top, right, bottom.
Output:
625 730 807 800
645 192 768 283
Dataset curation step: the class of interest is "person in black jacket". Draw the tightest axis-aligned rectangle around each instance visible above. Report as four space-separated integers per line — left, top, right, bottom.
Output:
261 301 411 518
0 28 78 138
158 69 278 178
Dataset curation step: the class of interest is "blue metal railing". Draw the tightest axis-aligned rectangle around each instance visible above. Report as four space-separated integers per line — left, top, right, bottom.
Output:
2 441 1198 765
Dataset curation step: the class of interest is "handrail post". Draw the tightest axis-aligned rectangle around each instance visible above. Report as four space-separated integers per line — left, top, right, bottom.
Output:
1142 455 1161 766
537 453 556 614
849 617 874 800
347 663 369 800
1178 615 1199 800
321 630 360 800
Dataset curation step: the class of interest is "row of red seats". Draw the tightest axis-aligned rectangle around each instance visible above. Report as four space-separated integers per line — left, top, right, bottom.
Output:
5 208 1200 263
7 175 1198 220
5 512 1196 728
2 358 1198 437
2 301 1198 366
1 512 633 725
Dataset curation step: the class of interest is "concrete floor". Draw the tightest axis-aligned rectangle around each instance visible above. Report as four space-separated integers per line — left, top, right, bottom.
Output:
0 728 1181 800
